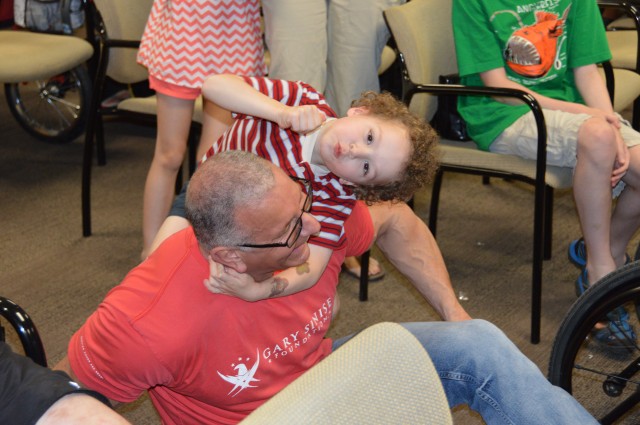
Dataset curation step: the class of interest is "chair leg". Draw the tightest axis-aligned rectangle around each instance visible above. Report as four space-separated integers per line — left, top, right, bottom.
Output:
633 97 640 131
82 109 96 237
428 169 444 237
96 111 106 166
530 181 546 344
188 124 199 177
359 251 370 301
543 187 554 260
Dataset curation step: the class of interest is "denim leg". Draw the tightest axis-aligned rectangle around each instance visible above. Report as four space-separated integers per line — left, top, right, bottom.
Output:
401 320 597 425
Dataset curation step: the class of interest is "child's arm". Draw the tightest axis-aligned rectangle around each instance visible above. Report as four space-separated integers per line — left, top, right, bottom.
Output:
201 74 326 133
204 244 333 301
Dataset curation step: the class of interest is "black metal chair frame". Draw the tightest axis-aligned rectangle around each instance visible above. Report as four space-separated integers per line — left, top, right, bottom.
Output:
81 1 198 237
0 296 47 367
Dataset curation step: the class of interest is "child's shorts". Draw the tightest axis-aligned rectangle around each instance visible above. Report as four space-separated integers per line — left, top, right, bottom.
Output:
149 75 201 100
490 109 640 197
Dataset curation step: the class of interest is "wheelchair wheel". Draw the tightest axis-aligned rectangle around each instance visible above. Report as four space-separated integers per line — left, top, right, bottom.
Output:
4 64 91 144
548 262 640 424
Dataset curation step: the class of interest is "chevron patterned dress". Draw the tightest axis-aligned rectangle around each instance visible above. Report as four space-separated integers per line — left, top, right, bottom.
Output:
137 0 266 90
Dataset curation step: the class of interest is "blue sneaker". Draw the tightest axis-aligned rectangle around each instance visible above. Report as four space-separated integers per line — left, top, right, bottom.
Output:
593 307 637 347
568 238 587 269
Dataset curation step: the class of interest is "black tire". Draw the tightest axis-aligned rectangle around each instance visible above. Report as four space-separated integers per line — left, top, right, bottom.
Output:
4 64 91 144
548 262 640 424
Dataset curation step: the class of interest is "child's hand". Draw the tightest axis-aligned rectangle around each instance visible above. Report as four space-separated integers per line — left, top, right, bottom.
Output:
612 129 629 187
204 256 269 301
278 105 326 134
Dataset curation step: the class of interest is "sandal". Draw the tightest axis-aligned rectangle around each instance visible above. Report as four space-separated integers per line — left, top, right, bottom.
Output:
568 237 630 270
568 238 587 269
592 307 637 347
342 257 386 282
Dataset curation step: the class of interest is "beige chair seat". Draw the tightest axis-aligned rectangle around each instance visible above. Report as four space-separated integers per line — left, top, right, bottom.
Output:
241 322 452 425
0 31 92 82
438 139 574 190
118 96 205 124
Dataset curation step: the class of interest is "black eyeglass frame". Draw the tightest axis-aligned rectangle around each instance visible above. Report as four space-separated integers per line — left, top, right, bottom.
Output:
237 177 313 249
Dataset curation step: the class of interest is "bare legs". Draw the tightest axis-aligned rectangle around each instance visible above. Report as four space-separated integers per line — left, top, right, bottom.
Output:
574 117 640 283
143 97 234 259
141 94 195 259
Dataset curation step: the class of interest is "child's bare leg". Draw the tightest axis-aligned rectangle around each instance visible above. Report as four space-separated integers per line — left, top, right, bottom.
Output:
573 117 618 283
610 146 640 264
367 201 471 321
147 216 191 258
142 94 195 259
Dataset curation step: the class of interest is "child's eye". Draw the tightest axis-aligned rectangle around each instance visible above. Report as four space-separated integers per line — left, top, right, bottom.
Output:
366 131 373 145
363 161 370 176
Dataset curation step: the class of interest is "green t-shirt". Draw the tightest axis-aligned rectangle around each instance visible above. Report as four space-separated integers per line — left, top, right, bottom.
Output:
452 0 611 150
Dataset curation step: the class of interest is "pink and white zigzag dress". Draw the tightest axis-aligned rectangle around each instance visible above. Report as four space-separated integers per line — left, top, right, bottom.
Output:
137 0 266 89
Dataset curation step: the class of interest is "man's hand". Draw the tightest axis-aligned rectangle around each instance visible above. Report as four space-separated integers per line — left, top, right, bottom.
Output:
277 105 326 134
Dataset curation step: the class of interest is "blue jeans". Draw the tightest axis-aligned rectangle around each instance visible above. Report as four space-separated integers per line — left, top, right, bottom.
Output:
332 320 596 425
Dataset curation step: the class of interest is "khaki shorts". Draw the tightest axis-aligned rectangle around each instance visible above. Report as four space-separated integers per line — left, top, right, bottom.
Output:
491 109 640 168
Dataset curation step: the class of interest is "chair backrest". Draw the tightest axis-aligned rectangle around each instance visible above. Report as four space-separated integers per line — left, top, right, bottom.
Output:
384 0 457 121
241 322 452 424
93 0 153 83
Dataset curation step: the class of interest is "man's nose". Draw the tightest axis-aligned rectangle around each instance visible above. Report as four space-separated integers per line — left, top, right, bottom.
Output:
301 212 321 236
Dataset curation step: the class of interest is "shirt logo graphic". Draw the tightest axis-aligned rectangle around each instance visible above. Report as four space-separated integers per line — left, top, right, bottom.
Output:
217 349 261 397
492 5 571 78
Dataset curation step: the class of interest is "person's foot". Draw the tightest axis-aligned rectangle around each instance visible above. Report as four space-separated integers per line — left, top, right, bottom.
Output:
342 256 386 281
568 238 587 269
592 307 637 347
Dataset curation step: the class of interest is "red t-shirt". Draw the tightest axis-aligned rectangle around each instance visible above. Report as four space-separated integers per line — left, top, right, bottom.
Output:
68 229 346 424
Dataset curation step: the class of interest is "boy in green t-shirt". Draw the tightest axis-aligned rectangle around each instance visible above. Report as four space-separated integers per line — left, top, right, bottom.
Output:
453 0 640 344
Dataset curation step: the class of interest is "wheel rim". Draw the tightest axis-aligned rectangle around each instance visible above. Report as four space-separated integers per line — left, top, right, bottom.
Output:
8 72 83 138
558 287 640 424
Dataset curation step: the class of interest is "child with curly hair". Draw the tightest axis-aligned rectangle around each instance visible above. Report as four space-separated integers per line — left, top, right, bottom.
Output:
150 74 440 303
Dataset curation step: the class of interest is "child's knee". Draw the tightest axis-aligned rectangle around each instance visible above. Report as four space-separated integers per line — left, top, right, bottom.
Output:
578 117 617 150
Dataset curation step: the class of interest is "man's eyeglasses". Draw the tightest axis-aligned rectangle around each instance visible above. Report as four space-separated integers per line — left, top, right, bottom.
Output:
238 177 313 249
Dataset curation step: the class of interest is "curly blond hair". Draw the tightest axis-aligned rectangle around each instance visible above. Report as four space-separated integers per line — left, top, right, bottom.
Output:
349 91 439 203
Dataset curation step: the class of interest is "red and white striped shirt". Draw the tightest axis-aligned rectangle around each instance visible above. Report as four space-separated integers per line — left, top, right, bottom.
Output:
203 77 355 250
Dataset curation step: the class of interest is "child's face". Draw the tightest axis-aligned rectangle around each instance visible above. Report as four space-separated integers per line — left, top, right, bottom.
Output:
316 108 411 186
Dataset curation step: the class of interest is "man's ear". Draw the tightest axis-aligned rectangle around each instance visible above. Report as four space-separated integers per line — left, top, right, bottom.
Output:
208 247 248 273
346 106 370 117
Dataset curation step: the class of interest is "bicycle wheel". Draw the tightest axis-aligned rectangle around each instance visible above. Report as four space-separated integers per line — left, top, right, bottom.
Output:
4 64 91 144
549 262 640 424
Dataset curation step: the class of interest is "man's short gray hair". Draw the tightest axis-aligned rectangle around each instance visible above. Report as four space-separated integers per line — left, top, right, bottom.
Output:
185 151 276 251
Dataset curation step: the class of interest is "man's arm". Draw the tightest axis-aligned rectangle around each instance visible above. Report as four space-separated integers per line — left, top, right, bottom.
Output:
367 202 472 322
36 392 131 425
0 342 129 425
53 355 121 408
